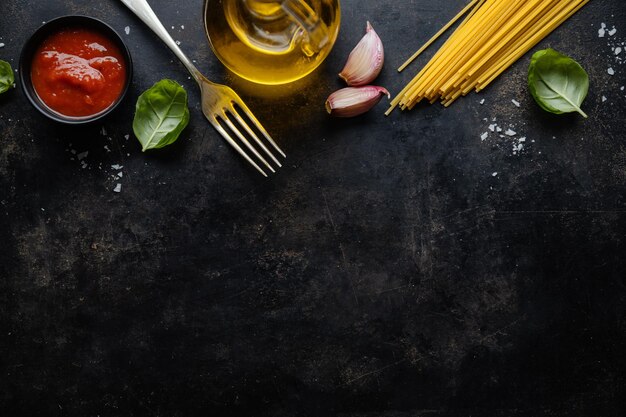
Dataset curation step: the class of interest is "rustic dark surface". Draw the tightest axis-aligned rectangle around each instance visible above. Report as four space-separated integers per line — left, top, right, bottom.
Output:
1 0 625 416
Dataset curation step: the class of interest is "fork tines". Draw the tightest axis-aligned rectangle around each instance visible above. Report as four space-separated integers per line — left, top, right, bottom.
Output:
212 103 286 177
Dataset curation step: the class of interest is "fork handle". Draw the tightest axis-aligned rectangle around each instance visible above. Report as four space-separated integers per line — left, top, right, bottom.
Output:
119 0 202 82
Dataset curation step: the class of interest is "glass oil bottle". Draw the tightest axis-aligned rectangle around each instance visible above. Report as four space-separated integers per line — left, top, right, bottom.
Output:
204 0 341 85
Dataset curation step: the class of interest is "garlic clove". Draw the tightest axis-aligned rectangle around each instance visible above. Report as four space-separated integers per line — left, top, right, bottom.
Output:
325 86 390 117
339 21 384 86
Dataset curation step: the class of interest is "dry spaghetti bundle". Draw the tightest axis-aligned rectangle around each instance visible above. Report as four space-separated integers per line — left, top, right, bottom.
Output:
387 0 590 114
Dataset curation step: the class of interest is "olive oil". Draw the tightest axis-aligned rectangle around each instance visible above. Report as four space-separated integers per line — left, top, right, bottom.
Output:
204 0 341 85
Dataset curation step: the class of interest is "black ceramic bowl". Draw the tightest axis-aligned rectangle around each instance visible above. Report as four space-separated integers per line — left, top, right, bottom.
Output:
19 15 132 124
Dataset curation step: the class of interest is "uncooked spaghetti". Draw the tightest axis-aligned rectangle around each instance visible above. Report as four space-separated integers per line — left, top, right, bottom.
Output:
387 0 590 115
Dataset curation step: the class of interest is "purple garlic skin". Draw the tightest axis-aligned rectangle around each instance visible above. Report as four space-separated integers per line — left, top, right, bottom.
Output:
325 86 390 117
339 21 384 86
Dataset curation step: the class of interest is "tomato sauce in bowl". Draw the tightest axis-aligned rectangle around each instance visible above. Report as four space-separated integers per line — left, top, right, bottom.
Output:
20 16 132 124
32 28 126 117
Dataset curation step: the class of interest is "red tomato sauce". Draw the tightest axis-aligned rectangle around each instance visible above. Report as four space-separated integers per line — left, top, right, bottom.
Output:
31 27 126 117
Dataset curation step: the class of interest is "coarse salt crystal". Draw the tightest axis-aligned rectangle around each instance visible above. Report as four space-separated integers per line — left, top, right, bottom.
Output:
505 129 516 136
175 40 181 45
602 95 607 102
488 124 496 132
113 184 122 193
181 25 185 30
492 172 498 177
512 99 520 107
599 23 606 37
481 132 489 141
479 99 485 105
125 26 130 35
616 47 623 55
608 67 615 75
0 43 4 48
608 27 617 36
111 164 123 170
77 151 88 160
518 137 526 143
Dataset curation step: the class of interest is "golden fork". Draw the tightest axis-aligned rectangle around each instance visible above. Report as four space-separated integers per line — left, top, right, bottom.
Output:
120 0 286 176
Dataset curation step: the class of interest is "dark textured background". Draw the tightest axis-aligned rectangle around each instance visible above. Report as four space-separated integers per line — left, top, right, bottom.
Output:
1 0 625 416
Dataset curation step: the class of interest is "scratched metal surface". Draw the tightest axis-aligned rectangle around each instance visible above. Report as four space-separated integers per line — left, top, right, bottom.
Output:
1 0 625 415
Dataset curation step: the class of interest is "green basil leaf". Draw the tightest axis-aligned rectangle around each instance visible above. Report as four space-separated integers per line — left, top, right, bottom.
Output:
0 60 15 94
528 49 589 118
133 79 190 151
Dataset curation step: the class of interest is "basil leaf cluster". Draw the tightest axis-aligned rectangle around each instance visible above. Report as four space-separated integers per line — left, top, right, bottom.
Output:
133 79 190 151
0 60 14 94
528 49 589 118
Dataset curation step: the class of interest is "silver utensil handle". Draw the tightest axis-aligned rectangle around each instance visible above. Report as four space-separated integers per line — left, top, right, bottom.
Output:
119 0 201 81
